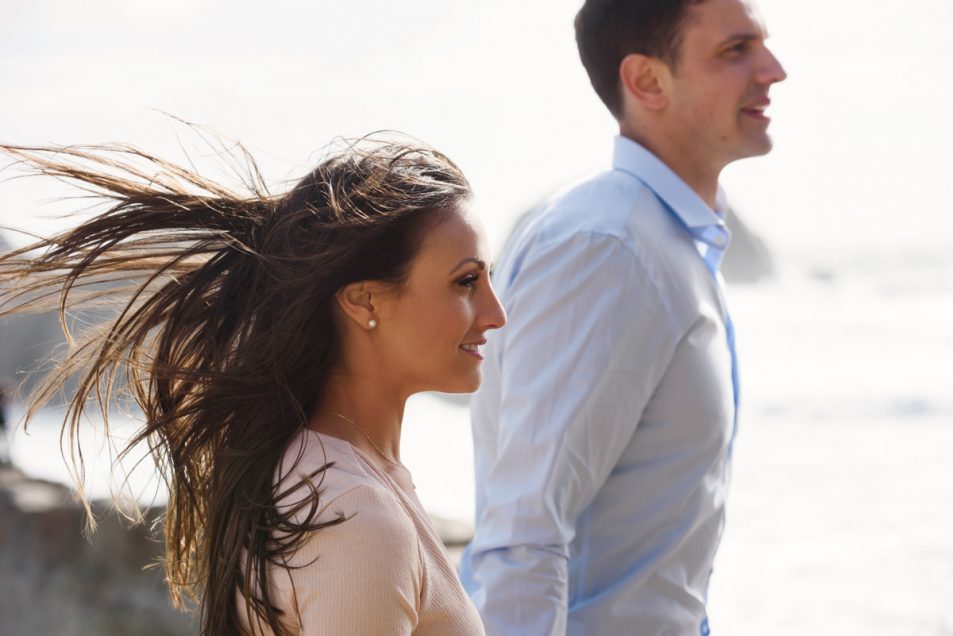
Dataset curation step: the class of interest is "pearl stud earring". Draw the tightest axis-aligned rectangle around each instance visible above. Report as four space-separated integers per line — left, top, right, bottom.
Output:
368 318 378 329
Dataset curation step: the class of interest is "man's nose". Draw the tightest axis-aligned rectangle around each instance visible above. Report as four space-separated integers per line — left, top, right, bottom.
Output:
759 46 787 85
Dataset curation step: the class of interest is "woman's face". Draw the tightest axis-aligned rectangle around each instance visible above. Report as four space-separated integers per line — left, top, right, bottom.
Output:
374 205 506 395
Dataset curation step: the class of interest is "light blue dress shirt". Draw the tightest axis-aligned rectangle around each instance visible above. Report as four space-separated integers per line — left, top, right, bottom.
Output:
460 136 737 636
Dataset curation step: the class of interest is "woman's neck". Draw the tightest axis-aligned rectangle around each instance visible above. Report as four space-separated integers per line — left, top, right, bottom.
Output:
309 372 406 466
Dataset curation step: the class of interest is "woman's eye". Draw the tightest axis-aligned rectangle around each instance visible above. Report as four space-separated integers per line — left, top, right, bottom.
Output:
458 273 479 289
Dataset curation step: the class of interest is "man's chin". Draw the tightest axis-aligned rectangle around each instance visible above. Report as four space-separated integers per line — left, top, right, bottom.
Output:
736 134 774 160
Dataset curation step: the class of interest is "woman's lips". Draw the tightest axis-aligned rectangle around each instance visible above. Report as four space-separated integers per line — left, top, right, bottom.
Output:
460 341 485 359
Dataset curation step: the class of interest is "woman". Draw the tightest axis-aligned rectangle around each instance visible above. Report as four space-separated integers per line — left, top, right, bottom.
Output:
0 135 505 635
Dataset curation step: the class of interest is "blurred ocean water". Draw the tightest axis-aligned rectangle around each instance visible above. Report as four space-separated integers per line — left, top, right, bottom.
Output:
706 254 953 635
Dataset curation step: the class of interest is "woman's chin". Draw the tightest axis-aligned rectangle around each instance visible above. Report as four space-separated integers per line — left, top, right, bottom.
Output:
432 372 482 395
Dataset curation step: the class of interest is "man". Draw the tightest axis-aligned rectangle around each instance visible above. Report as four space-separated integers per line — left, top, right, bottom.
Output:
459 1 786 634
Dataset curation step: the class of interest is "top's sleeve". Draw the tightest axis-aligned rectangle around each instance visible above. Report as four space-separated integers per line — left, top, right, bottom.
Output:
280 485 422 635
467 231 678 636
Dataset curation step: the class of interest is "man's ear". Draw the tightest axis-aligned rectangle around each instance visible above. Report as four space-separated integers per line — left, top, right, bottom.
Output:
619 53 670 111
336 281 388 330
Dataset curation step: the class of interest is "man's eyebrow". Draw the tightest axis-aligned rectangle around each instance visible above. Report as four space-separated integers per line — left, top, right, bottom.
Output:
448 257 486 275
718 32 762 47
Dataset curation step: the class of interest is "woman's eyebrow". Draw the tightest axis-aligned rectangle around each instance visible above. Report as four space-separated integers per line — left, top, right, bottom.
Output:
448 257 486 275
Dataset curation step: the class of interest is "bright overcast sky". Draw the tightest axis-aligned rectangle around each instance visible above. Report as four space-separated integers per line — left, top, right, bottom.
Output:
2 0 952 259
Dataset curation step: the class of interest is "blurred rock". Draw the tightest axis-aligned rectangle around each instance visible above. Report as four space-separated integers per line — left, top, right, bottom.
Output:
0 466 194 636
0 466 475 634
723 208 775 284
429 513 473 547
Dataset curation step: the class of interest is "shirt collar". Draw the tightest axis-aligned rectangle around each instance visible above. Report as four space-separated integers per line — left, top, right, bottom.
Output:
612 135 728 229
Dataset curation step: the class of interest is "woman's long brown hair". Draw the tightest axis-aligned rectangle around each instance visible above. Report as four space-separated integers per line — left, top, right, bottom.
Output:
0 134 470 634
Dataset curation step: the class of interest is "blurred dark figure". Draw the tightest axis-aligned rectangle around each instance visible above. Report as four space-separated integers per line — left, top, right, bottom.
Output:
0 385 9 465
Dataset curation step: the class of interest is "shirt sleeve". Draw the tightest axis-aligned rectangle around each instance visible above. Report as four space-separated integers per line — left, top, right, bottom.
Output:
281 485 422 635
466 230 678 635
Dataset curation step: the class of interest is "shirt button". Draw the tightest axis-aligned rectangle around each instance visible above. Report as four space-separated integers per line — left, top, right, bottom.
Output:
712 234 726 247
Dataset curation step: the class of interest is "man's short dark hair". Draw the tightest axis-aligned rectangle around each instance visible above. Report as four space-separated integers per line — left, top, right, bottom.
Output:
575 0 706 118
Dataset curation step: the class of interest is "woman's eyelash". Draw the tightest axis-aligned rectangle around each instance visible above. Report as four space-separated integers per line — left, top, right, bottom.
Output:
458 273 479 287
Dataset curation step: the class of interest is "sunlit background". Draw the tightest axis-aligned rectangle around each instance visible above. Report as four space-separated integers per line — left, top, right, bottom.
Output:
2 1 952 634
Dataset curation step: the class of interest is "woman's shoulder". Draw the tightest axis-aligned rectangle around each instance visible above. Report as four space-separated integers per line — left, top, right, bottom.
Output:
275 429 414 530
277 435 423 580
271 436 425 633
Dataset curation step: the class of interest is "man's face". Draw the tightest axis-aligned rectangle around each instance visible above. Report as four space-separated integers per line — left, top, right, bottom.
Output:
664 0 786 170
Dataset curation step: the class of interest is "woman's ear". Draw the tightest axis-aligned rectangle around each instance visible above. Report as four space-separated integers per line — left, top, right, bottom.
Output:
335 281 387 330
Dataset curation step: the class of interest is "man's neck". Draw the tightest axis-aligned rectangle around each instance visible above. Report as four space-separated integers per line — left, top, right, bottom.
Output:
619 128 722 209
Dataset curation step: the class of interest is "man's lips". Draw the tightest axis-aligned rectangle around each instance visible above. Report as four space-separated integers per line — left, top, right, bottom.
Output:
741 98 771 121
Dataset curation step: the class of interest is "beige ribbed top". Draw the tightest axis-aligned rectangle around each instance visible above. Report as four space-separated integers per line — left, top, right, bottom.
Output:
249 429 485 635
